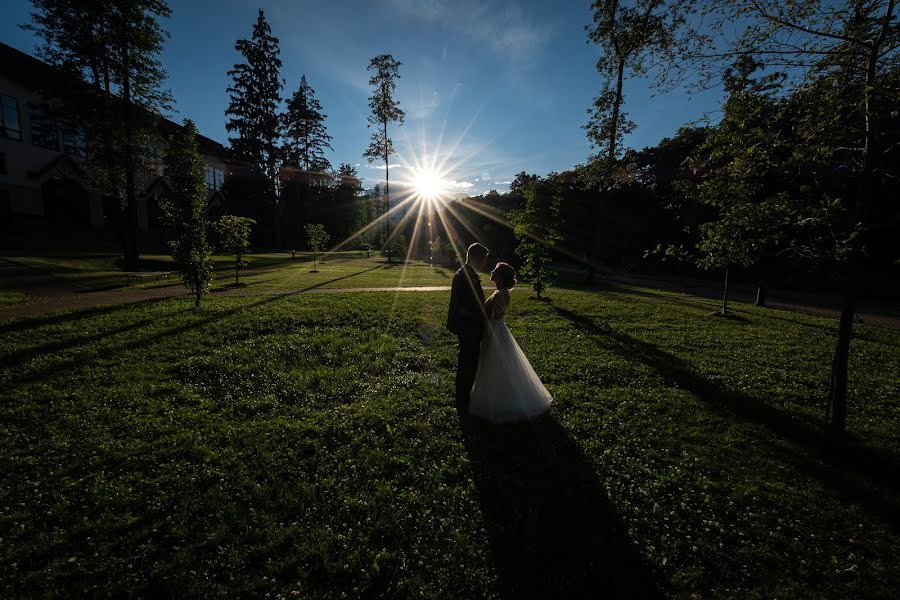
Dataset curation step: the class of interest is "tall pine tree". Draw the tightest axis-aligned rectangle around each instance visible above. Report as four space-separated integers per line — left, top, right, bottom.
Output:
283 75 332 173
226 9 283 246
363 54 404 243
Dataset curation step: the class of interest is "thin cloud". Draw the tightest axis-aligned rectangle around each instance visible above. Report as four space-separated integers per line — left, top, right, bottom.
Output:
448 180 474 189
388 0 554 64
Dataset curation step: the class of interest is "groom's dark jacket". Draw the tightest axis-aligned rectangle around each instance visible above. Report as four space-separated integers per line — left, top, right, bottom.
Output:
447 264 487 339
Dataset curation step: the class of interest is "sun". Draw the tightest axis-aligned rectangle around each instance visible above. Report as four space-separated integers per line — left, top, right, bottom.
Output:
411 168 447 200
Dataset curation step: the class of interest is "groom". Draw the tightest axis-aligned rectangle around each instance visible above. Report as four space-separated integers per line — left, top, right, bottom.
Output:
446 242 489 411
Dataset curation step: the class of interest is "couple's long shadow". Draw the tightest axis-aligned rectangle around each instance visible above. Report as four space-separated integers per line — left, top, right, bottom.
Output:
458 411 661 599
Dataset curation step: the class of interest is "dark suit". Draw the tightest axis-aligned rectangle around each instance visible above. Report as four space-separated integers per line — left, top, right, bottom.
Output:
447 263 486 410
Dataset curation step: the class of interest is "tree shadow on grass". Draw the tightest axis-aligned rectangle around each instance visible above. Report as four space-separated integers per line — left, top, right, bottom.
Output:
0 301 132 335
5 264 390 390
1 304 194 369
550 305 900 532
459 411 662 599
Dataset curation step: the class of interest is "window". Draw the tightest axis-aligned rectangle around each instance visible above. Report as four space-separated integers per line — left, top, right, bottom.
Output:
0 95 22 141
204 165 224 190
29 104 59 150
61 126 86 157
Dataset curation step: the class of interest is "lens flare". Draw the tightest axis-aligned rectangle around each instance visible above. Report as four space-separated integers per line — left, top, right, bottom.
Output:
411 168 447 200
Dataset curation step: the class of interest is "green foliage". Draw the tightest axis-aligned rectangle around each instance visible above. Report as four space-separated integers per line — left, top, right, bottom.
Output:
660 61 792 274
213 215 255 285
159 119 213 307
283 75 332 172
226 9 283 182
305 223 330 271
511 179 564 298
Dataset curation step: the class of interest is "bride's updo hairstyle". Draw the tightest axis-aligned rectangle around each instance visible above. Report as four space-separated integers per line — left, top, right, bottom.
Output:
494 262 517 289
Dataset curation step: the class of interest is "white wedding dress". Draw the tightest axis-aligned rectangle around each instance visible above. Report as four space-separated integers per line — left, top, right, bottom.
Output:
469 288 553 423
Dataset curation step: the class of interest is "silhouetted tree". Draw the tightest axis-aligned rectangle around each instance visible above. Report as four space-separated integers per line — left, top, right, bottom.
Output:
363 54 404 242
305 223 329 272
226 9 283 246
584 0 687 280
24 0 172 270
511 179 564 298
160 119 213 307
214 215 255 285
660 58 791 315
677 0 900 450
283 75 332 173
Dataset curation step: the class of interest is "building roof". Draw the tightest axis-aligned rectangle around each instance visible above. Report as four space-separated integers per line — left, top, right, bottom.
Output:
0 42 226 158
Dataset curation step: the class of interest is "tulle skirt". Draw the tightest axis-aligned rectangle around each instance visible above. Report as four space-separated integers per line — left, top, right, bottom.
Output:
469 320 553 423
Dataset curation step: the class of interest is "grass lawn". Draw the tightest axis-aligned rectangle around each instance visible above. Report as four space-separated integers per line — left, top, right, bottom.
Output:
0 289 29 307
0 251 455 293
1 287 898 598
216 255 457 291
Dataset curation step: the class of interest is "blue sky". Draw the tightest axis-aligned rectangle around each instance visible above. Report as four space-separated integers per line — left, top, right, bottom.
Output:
2 0 723 193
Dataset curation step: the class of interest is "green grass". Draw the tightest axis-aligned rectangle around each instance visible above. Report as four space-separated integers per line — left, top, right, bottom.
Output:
218 255 456 291
1 251 452 293
0 289 29 307
0 288 898 598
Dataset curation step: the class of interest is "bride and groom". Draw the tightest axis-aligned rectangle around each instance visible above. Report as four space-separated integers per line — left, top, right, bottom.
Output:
446 242 553 423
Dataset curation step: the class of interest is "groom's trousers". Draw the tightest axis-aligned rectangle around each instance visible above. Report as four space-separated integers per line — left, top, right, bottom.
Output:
455 335 481 410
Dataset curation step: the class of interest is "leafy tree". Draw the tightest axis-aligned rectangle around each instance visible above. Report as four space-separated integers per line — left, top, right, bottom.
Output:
214 215 255 285
305 223 330 272
159 119 213 307
509 171 539 195
363 54 404 243
663 59 791 315
583 0 688 280
226 9 283 246
678 0 900 449
283 74 332 173
511 179 565 298
24 0 172 270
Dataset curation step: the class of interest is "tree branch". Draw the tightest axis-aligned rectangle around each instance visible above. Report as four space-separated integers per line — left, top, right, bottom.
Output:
747 0 868 47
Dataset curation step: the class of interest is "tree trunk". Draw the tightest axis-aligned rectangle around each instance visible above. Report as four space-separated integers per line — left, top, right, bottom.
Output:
827 274 854 450
721 266 729 316
119 20 140 272
825 5 891 451
755 280 767 307
383 119 391 244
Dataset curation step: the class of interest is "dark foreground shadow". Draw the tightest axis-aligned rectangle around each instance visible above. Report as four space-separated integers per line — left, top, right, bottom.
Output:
550 305 900 532
459 411 661 599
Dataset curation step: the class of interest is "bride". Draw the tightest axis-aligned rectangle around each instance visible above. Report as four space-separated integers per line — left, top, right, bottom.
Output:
469 262 553 423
